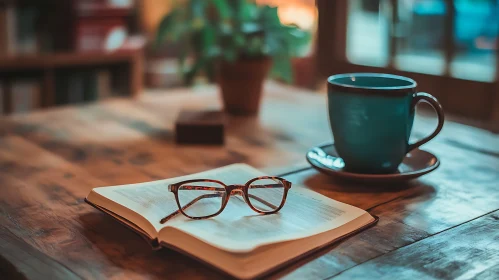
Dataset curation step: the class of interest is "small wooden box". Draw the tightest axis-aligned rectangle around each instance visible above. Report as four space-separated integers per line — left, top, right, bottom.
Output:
175 110 226 145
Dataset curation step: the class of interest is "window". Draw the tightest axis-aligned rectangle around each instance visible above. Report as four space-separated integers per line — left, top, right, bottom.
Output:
318 0 499 122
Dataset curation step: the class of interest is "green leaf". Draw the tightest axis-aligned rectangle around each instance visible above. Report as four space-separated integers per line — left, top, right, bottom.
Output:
245 36 264 57
286 27 312 56
264 31 282 55
238 1 258 21
178 47 187 73
219 22 233 35
202 25 216 50
233 33 245 48
191 31 205 53
203 61 216 82
271 55 293 83
211 0 231 20
201 25 223 59
184 57 207 85
155 10 179 48
191 0 206 19
241 22 262 35
187 0 207 32
260 6 281 27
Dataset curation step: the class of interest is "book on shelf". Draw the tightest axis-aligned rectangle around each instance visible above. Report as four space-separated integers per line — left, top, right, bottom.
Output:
0 81 4 114
55 71 69 105
0 2 42 55
96 69 113 100
0 3 16 55
75 17 128 52
83 69 113 102
76 0 135 17
85 69 112 102
10 79 40 113
67 71 86 104
56 69 113 105
0 0 139 54
83 69 114 101
0 4 8 55
51 0 74 52
15 4 39 54
84 70 99 102
110 65 129 96
85 164 378 279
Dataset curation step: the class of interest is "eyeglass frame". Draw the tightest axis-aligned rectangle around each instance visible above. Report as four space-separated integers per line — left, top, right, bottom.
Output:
160 176 292 224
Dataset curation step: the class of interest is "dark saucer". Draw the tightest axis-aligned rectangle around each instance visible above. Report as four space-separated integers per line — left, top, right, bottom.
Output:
306 143 440 183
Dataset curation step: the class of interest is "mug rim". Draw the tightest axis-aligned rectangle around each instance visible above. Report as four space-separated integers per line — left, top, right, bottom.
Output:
328 73 417 95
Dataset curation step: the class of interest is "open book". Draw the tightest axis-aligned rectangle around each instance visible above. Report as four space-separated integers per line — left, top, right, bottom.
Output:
85 164 377 279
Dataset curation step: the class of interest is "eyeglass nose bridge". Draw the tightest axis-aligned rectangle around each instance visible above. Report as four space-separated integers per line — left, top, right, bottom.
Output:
227 184 247 197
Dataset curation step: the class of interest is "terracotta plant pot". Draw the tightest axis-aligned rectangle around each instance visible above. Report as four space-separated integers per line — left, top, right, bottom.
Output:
218 57 272 115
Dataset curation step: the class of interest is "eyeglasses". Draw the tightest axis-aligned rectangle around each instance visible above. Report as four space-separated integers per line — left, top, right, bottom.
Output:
160 176 292 223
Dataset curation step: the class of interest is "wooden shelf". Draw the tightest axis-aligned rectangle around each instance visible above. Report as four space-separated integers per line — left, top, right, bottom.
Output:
77 7 133 18
0 37 146 71
0 36 145 114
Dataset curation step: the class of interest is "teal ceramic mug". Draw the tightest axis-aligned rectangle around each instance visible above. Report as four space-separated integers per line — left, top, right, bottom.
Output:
327 73 444 174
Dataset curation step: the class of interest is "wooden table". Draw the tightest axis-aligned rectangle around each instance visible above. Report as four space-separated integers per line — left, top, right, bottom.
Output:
1 82 498 279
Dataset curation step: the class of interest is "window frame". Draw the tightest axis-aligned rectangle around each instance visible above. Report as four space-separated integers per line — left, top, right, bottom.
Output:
317 0 499 122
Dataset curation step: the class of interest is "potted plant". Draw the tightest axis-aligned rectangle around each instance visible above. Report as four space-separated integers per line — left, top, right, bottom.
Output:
156 0 311 115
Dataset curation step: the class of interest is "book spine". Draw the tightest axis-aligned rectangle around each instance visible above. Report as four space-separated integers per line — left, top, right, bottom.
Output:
96 69 112 100
0 4 7 56
67 71 86 104
84 70 99 102
5 4 16 55
52 0 74 51
55 70 87 105
0 80 4 115
111 64 129 96
37 2 54 53
55 71 68 105
10 79 40 114
16 5 39 54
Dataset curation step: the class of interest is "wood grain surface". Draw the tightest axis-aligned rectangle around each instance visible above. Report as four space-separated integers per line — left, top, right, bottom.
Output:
0 82 497 279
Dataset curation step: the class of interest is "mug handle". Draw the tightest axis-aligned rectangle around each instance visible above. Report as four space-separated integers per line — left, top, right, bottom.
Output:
407 92 445 152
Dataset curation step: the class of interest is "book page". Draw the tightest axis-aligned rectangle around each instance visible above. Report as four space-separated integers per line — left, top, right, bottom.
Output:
90 164 269 233
164 184 367 253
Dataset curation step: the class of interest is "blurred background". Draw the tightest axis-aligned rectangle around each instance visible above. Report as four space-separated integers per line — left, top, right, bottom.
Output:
0 0 498 129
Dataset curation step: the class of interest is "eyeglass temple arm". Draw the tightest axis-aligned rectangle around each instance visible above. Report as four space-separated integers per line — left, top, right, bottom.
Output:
247 193 278 209
160 193 223 224
240 184 281 210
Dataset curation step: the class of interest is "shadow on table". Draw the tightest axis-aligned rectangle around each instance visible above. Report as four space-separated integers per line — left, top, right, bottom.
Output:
0 254 28 280
265 172 437 279
303 171 432 192
77 212 230 279
300 172 437 209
